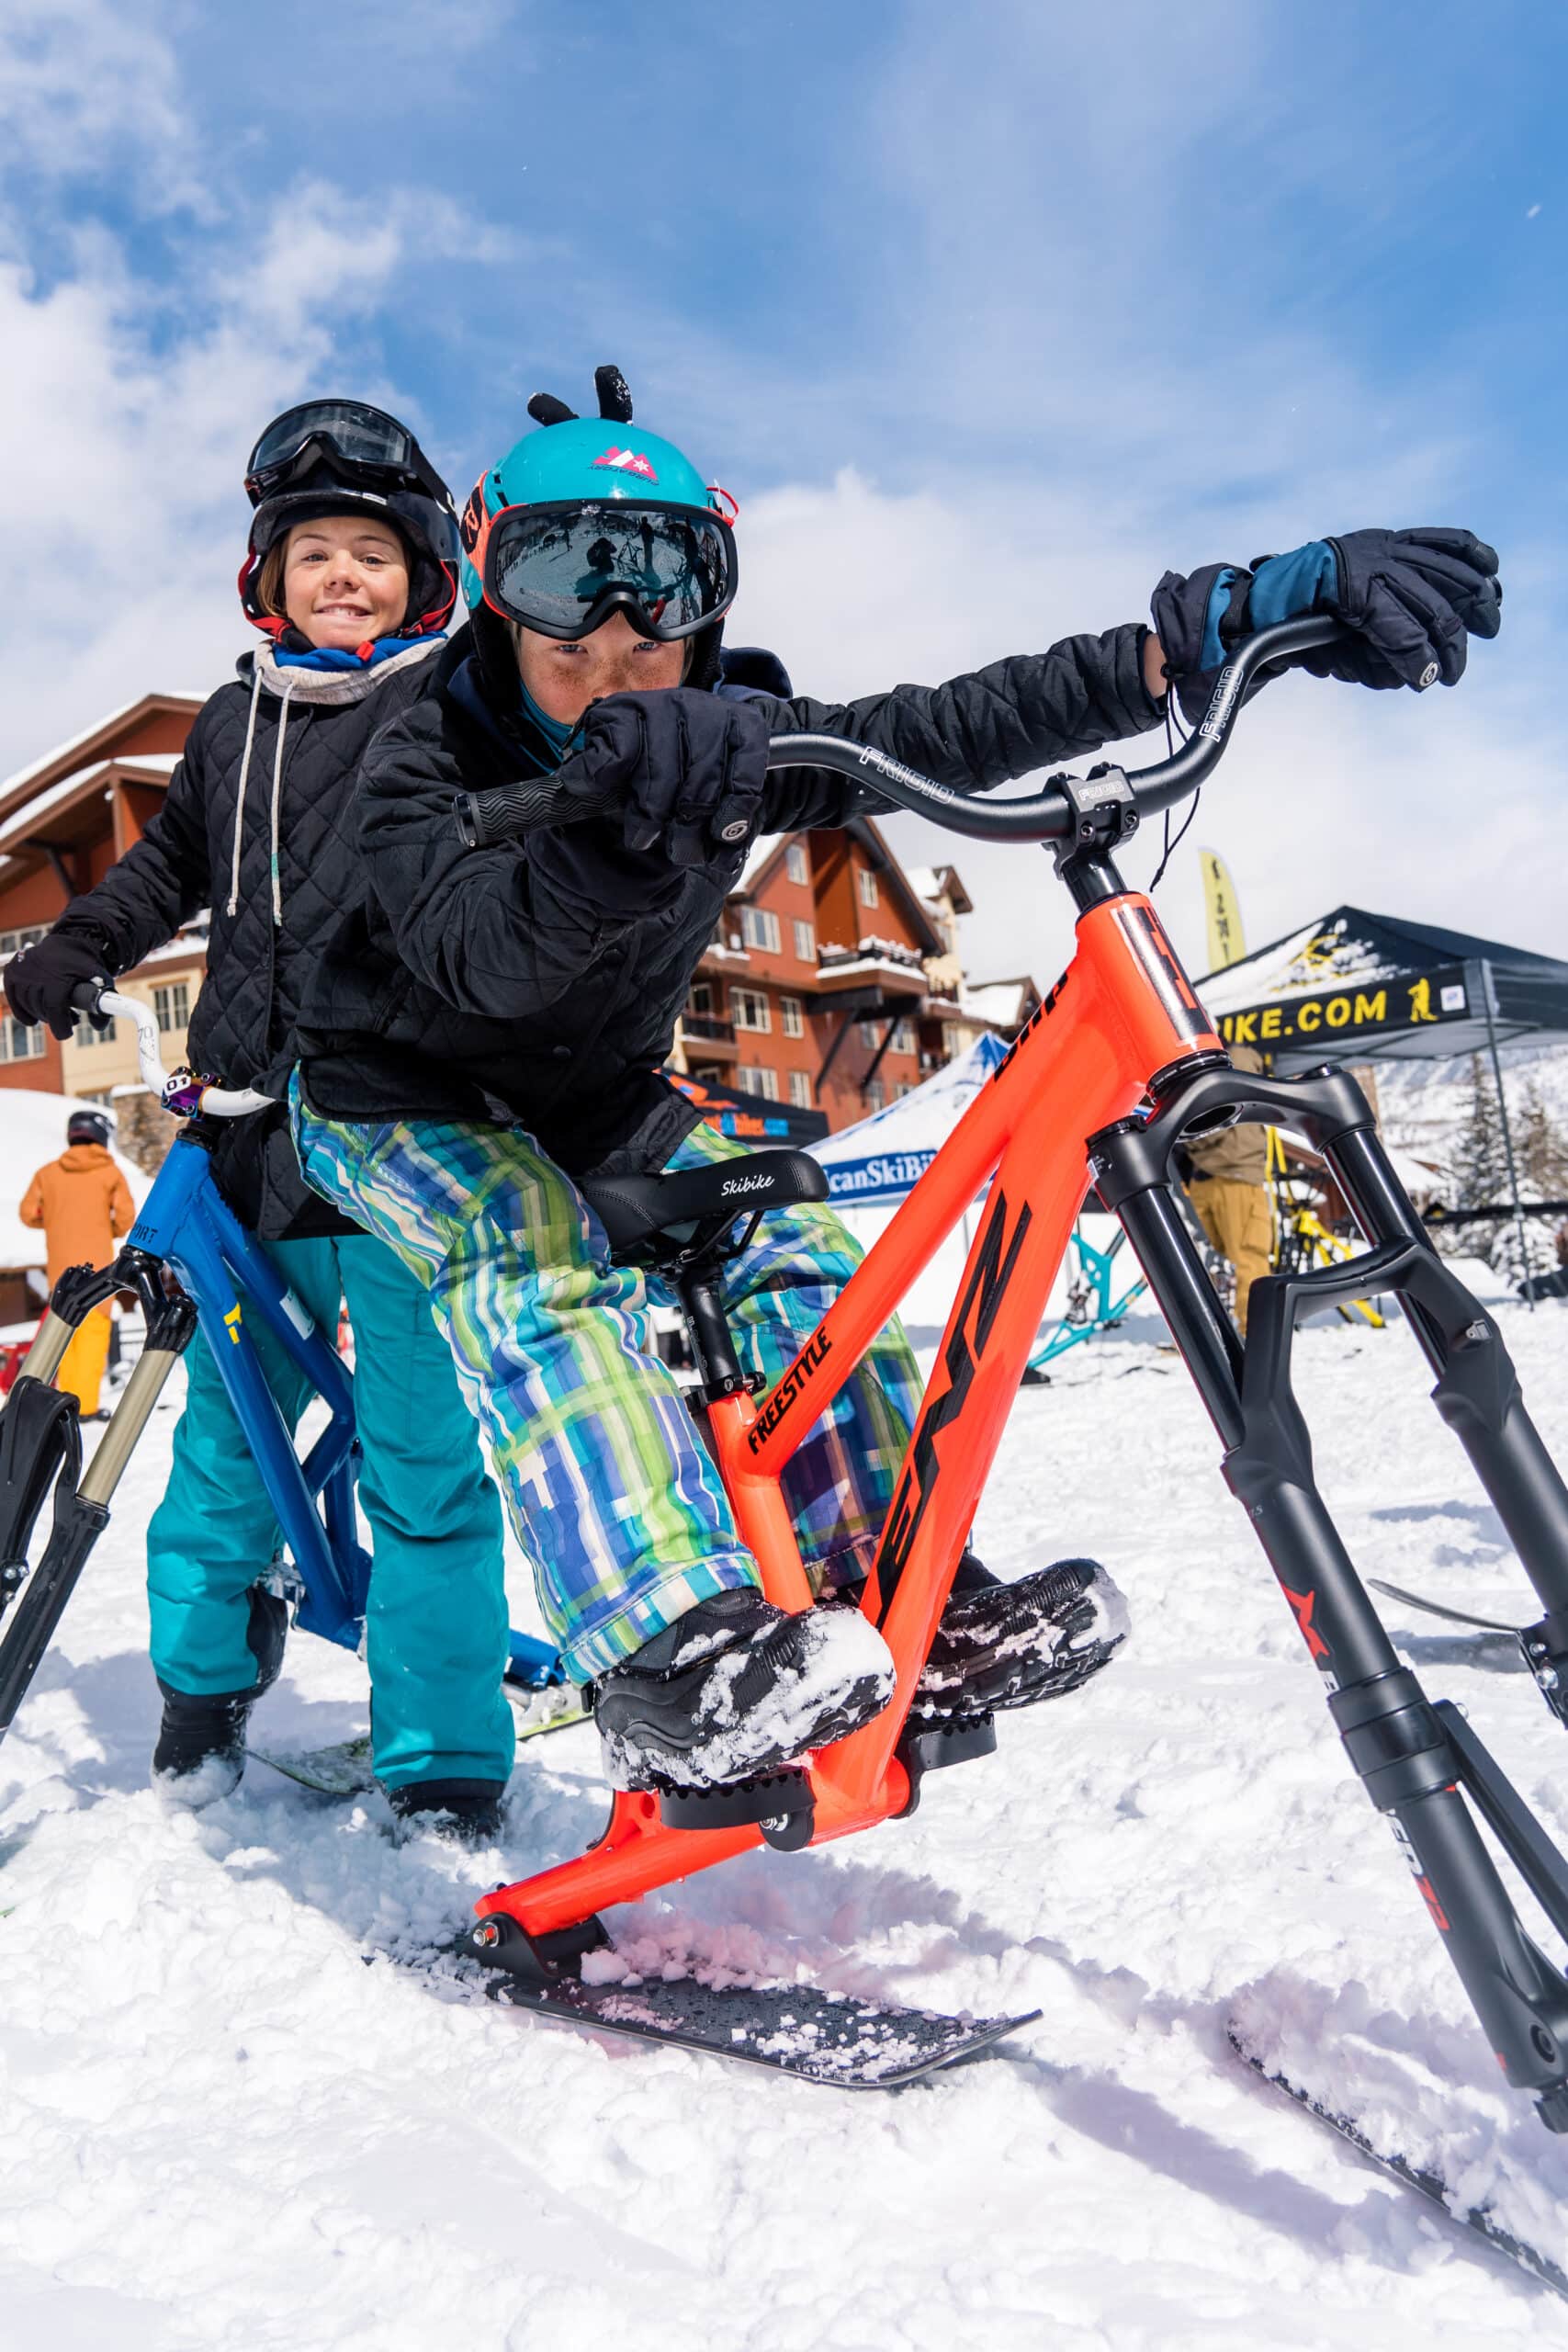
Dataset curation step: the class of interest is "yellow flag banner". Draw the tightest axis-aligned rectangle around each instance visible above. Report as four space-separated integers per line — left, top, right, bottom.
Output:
1199 849 1246 972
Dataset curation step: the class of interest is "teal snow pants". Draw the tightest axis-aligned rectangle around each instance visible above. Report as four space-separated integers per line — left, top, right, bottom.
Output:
144 1232 513 1789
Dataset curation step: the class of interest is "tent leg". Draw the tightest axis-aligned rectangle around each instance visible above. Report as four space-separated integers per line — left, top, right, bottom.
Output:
1483 958 1533 1314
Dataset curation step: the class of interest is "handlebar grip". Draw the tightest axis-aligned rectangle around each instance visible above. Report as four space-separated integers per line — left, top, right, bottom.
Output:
69 979 107 1014
455 773 624 849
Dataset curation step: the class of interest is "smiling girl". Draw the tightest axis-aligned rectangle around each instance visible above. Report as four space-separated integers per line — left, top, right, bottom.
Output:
4 403 516 1835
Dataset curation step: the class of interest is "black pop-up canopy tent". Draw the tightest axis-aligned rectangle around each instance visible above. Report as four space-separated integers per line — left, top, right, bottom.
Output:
1199 905 1568 1296
1197 906 1568 1072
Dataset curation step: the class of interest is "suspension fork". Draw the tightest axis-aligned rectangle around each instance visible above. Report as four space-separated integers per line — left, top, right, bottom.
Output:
1090 1059 1568 2129
0 1257 197 1743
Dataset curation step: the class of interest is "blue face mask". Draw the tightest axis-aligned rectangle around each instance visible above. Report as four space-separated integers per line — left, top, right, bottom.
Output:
272 635 439 673
517 678 575 753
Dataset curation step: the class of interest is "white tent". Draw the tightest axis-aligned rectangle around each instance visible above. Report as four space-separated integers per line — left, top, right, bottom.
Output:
809 1035 1007 1207
803 1036 1076 1341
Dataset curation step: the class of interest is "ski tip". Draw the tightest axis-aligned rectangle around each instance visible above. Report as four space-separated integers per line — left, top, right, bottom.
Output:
1227 2026 1568 2303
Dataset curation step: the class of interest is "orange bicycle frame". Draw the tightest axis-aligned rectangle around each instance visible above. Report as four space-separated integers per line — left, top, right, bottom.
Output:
475 888 1221 1942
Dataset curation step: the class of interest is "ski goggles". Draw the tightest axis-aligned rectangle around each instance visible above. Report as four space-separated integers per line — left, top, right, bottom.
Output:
476 499 739 642
244 401 453 511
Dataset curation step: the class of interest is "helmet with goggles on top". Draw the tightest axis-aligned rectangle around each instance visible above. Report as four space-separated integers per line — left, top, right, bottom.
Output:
239 397 461 644
460 364 739 694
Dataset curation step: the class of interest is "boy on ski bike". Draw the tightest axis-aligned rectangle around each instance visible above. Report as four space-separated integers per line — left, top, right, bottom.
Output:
292 367 1501 1802
3 405 518 1833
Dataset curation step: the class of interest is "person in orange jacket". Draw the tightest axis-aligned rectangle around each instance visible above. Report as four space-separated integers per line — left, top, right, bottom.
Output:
19 1110 135 1417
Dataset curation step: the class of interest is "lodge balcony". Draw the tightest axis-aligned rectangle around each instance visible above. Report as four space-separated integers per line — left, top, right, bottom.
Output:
679 1011 739 1059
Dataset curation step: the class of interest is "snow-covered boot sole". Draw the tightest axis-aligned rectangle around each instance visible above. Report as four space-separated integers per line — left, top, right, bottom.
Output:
596 1593 896 1793
387 1779 507 1846
911 1557 1130 1717
152 1688 257 1808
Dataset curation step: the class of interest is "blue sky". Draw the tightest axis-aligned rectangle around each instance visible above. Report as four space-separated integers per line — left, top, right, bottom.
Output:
1 0 1562 978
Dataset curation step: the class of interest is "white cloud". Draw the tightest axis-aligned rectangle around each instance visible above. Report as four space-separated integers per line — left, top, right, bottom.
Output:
0 0 207 216
734 468 1557 990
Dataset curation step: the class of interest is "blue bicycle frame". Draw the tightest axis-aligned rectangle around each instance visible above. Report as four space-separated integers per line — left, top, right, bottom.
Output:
126 1134 561 1682
1028 1221 1150 1371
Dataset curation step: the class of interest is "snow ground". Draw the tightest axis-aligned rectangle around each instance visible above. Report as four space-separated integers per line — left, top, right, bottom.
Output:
5 1306 1568 2347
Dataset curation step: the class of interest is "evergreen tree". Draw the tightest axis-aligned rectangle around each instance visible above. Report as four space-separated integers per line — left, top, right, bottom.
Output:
1436 1055 1507 1261
1518 1076 1568 1202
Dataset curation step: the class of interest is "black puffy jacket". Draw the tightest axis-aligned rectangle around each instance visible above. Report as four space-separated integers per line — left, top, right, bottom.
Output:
297 624 1163 1178
45 636 450 1237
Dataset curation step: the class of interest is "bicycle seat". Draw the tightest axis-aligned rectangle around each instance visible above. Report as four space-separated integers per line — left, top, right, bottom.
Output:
582 1150 829 1261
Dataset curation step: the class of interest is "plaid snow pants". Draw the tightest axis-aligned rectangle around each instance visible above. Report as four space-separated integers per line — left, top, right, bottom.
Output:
290 1083 922 1682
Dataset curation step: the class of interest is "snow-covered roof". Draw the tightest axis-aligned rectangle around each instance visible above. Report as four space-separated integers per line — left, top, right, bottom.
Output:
115 752 182 775
0 1088 150 1269
907 864 970 913
816 953 927 992
960 978 1036 1028
737 832 784 894
0 768 107 857
0 694 204 799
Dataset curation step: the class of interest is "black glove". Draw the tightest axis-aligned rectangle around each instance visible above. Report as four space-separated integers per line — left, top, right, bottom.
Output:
1152 526 1502 721
2 926 116 1041
552 689 772 872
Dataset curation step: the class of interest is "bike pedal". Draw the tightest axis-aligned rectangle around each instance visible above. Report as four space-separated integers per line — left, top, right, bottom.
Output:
656 1766 814 1849
894 1711 998 1820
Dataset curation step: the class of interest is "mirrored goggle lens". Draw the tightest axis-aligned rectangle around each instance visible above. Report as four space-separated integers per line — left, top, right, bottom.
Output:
488 504 735 639
249 401 418 480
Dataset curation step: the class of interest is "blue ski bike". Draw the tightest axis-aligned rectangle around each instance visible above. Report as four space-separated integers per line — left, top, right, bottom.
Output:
0 988 577 1779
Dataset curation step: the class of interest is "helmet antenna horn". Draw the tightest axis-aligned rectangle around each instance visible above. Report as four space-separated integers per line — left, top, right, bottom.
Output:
594 365 634 423
526 393 578 427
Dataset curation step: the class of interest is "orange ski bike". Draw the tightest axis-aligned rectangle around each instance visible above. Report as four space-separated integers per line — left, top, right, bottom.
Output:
453 616 1568 2150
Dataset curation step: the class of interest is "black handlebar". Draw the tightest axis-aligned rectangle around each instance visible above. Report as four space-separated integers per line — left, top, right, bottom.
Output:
454 614 1348 852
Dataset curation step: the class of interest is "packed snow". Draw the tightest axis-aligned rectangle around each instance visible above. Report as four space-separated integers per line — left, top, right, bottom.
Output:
4 1297 1568 2346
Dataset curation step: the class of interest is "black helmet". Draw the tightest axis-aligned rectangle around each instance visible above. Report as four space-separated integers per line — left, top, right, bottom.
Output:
67 1110 110 1148
238 399 460 644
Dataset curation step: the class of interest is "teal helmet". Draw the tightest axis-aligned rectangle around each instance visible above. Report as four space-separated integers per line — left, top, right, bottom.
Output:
459 368 739 690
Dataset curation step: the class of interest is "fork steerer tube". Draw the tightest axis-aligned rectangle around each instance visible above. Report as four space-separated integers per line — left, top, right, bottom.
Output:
1091 1066 1568 2123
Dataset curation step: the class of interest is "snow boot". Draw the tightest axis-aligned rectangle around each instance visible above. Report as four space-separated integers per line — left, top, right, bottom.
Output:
152 1685 262 1806
594 1587 896 1792
151 1586 287 1807
387 1779 506 1845
906 1551 1129 1717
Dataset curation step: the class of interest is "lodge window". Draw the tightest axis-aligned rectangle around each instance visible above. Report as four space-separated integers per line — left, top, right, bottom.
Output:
865 1077 886 1112
785 842 809 886
890 1018 915 1055
857 867 879 910
730 987 772 1034
154 980 190 1035
857 1016 883 1050
779 996 805 1038
0 926 45 963
740 907 781 953
736 1065 780 1101
788 1069 813 1109
0 1012 44 1064
793 919 816 964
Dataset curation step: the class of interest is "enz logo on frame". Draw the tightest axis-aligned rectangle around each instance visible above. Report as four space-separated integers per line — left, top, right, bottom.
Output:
867 1184 1033 1622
